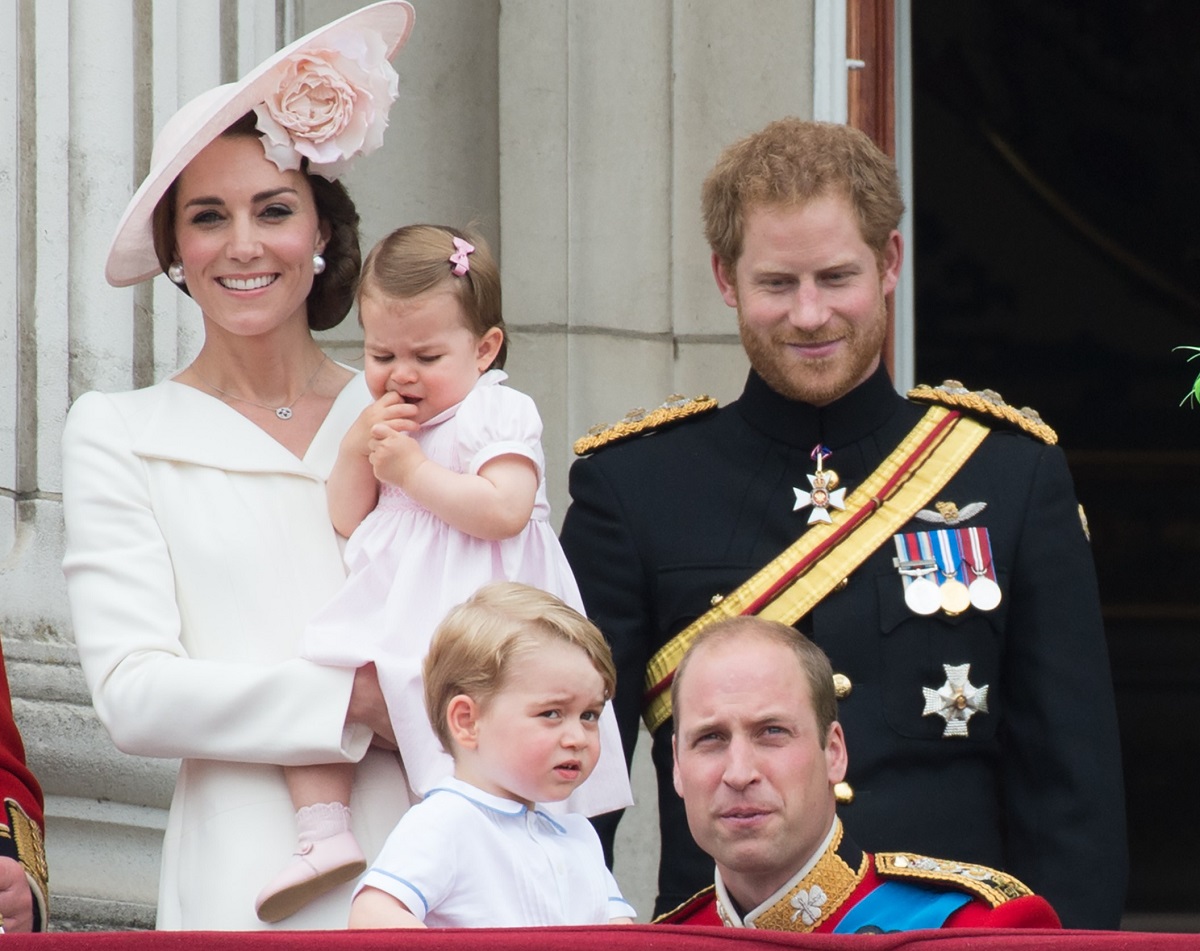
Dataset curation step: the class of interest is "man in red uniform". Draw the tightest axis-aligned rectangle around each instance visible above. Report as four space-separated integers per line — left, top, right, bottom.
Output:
0 637 48 932
660 617 1058 933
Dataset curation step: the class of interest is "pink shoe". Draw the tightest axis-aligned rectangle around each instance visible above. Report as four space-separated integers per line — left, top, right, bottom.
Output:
255 831 367 923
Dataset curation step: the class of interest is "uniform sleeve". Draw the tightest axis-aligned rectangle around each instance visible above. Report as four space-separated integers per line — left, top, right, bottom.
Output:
61 391 372 765
0 639 48 930
559 455 655 858
945 894 1062 929
1000 442 1127 928
456 383 543 477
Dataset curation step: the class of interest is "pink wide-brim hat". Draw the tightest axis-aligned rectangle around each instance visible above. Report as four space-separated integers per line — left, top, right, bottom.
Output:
105 0 414 288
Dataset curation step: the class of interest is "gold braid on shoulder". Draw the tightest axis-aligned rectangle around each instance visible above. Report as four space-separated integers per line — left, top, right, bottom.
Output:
573 394 718 456
907 380 1058 445
876 852 1036 908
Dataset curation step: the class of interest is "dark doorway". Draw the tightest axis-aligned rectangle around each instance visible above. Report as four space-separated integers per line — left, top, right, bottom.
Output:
911 0 1200 927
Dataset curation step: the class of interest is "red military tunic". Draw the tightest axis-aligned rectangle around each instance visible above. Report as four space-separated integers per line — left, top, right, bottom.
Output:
0 636 48 930
658 820 1059 934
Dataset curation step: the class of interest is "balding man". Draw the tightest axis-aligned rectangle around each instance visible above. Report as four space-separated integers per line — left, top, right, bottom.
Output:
660 617 1059 933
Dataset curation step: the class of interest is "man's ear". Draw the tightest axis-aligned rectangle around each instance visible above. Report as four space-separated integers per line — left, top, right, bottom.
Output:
824 721 848 785
447 694 481 751
879 230 903 297
712 252 739 309
672 734 685 798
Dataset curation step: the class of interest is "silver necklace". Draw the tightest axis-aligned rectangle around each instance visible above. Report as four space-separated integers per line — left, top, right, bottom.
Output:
192 354 328 421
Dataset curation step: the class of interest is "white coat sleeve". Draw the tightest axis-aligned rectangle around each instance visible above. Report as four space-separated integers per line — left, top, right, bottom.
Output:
61 391 373 765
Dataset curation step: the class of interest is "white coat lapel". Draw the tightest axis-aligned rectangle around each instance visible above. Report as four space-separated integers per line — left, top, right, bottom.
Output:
129 374 370 478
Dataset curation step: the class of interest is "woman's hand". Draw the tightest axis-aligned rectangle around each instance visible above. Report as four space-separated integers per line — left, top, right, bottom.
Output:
346 663 396 749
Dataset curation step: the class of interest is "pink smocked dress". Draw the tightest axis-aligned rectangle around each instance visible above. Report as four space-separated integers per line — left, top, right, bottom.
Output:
302 370 632 816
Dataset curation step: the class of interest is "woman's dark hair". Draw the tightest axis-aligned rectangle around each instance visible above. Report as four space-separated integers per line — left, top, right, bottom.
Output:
151 112 361 331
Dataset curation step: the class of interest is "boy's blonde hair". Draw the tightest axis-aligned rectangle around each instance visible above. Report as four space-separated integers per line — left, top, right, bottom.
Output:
358 223 507 368
423 582 617 754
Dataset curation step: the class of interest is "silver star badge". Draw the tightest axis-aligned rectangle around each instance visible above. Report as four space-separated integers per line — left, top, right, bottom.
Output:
922 663 989 737
794 445 847 525
793 473 847 524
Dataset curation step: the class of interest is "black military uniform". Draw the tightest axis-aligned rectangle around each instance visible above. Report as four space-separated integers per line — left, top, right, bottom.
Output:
560 364 1127 929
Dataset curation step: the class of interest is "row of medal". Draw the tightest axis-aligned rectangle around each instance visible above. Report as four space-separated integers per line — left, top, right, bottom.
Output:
892 528 1002 616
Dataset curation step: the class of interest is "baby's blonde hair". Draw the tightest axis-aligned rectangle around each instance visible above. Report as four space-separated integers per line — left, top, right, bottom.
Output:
423 582 616 754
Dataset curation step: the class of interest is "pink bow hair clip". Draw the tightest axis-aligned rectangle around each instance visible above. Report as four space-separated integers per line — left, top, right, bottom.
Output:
449 237 475 276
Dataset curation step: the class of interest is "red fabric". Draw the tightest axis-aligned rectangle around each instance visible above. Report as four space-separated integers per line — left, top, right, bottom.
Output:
0 636 45 834
947 894 1061 929
663 859 1062 933
0 926 1193 950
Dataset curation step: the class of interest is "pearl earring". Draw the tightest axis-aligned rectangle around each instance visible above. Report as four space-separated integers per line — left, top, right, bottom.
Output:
313 253 326 275
167 262 185 285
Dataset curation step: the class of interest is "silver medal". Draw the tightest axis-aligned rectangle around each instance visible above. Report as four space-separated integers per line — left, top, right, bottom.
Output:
968 576 1002 611
905 576 942 615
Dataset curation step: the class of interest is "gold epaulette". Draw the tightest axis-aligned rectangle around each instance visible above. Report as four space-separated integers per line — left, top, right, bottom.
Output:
876 852 1035 908
573 394 718 456
907 380 1057 445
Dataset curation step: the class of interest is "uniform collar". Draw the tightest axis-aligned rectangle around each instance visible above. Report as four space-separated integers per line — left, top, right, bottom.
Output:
715 817 867 932
734 363 902 450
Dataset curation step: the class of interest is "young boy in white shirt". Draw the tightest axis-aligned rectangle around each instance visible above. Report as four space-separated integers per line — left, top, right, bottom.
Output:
349 582 636 928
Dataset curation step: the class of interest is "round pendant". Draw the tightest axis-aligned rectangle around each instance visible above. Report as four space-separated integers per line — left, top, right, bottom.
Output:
969 576 1002 611
939 578 972 615
275 407 293 420
904 576 942 615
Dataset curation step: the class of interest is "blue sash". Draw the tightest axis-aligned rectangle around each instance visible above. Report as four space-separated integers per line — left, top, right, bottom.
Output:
833 880 971 934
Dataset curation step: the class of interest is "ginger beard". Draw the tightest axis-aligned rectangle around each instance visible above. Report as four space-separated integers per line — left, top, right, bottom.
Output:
735 289 888 407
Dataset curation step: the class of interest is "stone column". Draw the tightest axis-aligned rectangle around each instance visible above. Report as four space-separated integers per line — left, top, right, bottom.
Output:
498 0 819 914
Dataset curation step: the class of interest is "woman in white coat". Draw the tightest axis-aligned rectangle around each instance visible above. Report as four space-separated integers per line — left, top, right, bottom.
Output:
62 2 416 931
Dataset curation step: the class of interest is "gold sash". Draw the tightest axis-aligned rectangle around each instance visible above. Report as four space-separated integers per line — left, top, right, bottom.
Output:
643 406 989 733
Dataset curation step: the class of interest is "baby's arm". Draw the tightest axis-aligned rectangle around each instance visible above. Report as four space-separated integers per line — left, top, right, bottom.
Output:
327 393 418 536
348 886 426 929
368 425 537 541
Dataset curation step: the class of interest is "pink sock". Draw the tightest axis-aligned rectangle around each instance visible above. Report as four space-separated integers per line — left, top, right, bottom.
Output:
295 802 352 846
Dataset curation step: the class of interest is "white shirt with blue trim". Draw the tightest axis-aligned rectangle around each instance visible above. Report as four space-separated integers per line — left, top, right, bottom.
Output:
355 776 636 926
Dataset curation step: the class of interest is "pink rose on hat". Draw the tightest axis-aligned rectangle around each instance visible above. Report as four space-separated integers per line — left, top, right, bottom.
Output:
254 28 399 181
